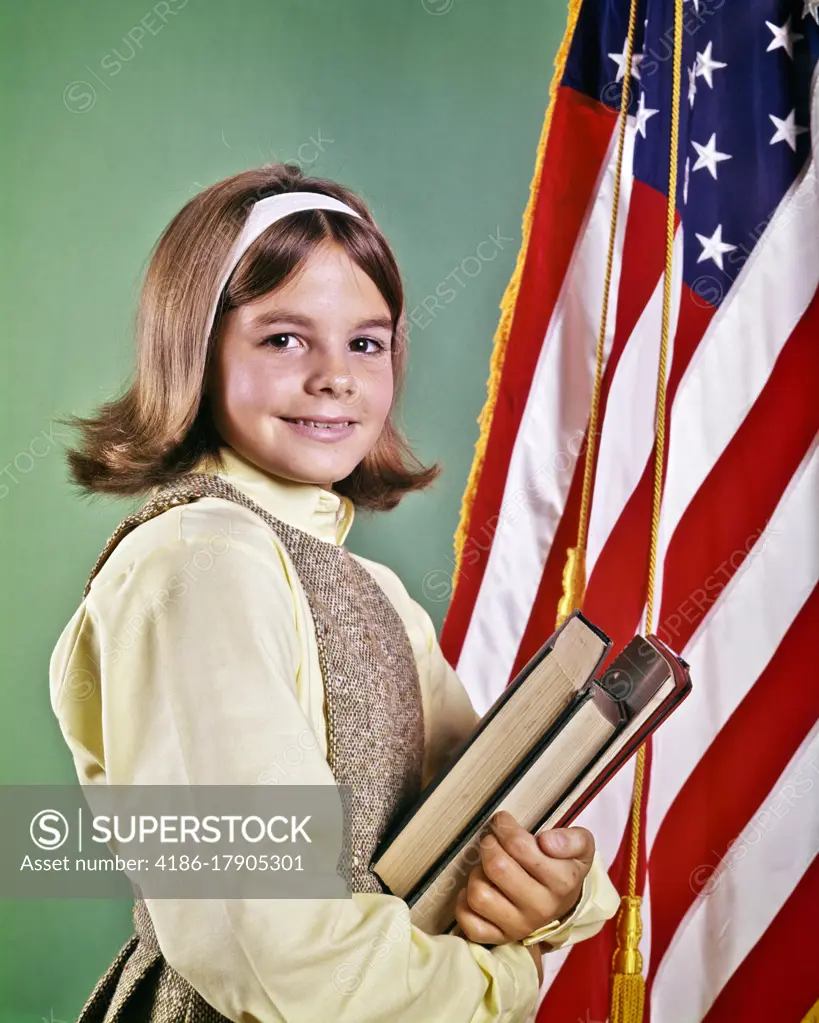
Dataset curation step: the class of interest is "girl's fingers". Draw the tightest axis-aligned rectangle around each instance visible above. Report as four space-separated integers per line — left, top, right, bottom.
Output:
478 833 557 926
454 888 509 945
491 813 594 866
536 826 595 865
489 812 591 904
455 813 597 946
489 814 551 878
465 864 535 940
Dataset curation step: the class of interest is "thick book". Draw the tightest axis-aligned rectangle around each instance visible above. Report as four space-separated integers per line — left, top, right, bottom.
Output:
370 611 691 935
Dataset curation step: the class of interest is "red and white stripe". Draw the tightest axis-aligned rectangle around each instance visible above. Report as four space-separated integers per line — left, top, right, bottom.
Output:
440 75 819 1023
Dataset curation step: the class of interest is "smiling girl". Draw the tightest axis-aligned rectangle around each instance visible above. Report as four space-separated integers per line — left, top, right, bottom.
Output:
50 164 618 1023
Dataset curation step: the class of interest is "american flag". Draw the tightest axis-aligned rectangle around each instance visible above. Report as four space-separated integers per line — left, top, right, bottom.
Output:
439 0 819 1020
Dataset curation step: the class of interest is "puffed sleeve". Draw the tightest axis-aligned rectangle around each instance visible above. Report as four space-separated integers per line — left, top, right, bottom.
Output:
408 598 621 950
50 531 542 1023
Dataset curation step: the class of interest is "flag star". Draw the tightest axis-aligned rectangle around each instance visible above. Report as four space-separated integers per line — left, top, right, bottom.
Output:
608 37 643 82
695 224 737 271
688 0 700 11
769 109 809 150
691 133 732 179
683 156 690 204
766 17 803 57
803 0 819 25
695 41 727 88
688 63 697 106
634 92 659 138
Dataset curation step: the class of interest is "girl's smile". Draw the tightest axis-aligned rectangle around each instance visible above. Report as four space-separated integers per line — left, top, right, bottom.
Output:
279 417 357 442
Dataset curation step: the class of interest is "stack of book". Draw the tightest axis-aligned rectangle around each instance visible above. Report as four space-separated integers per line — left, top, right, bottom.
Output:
370 610 691 935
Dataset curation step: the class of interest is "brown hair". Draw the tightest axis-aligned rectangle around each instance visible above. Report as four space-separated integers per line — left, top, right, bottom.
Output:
58 163 440 511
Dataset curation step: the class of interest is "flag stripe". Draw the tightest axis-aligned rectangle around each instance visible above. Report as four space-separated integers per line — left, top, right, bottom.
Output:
647 425 819 851
651 721 819 1023
645 413 819 850
657 289 819 650
585 226 682 580
582 278 715 654
699 856 819 1023
646 429 819 1006
657 156 819 572
647 582 819 988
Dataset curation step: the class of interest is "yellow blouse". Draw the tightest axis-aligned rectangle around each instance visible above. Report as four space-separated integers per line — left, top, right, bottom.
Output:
49 445 619 1023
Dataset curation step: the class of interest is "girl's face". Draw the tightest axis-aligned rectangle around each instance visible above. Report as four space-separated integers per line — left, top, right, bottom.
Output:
209 240 395 488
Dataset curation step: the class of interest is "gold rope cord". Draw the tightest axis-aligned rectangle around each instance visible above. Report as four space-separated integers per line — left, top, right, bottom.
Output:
449 0 584 597
610 0 683 1020
556 0 641 626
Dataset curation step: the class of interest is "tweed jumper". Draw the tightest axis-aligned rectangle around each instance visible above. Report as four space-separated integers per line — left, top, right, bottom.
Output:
72 473 425 1023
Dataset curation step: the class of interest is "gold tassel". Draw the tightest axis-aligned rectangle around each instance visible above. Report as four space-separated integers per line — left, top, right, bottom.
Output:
610 895 645 1023
610 0 681 1009
800 998 819 1023
556 545 586 625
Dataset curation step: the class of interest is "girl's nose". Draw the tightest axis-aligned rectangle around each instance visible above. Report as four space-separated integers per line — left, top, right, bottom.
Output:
306 353 359 400
323 372 357 398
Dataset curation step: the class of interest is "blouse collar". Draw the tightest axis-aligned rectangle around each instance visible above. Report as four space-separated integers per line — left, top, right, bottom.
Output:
190 445 355 546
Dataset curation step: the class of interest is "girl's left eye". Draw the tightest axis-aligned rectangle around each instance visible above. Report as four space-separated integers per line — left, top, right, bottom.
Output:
261 334 387 354
350 336 387 354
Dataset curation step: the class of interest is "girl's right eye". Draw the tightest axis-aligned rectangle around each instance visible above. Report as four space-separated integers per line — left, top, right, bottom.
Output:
261 333 299 350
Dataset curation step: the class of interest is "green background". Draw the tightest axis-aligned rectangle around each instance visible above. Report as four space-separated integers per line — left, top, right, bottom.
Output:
0 0 563 1018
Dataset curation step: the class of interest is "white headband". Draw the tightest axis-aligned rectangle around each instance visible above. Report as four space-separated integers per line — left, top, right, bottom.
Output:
204 190 363 340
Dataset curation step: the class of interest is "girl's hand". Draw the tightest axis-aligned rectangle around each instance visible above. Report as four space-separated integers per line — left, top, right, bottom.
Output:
454 811 595 946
